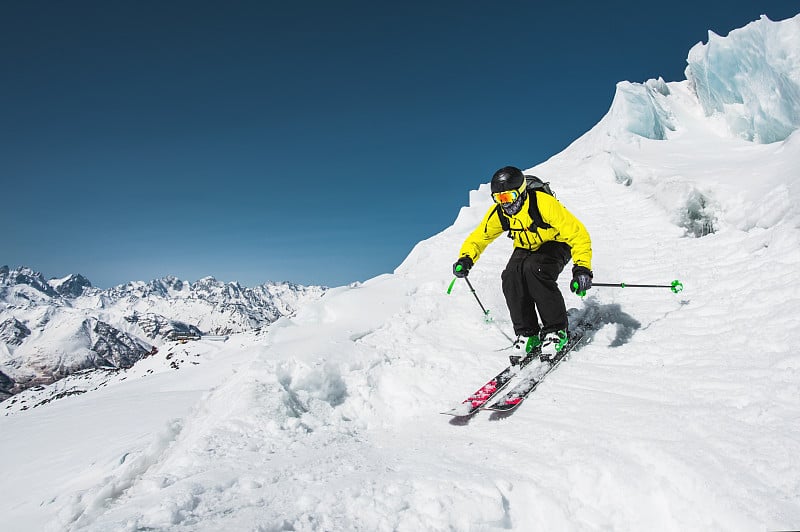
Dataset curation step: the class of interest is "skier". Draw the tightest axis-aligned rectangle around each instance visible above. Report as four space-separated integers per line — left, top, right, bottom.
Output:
452 166 593 358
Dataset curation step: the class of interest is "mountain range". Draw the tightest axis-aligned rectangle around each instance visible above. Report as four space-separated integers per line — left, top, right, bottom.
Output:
0 265 326 399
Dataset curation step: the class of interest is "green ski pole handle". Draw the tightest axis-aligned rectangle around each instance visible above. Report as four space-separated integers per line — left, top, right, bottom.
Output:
447 276 458 294
571 281 587 298
446 264 464 294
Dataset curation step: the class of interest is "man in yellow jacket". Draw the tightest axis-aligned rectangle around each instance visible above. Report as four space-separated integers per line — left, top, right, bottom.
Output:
452 166 593 358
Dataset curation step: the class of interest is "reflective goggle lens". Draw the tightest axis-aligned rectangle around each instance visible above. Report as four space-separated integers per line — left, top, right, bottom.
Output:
492 190 519 204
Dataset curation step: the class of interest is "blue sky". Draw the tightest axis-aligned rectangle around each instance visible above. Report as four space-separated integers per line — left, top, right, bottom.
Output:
2 1 798 288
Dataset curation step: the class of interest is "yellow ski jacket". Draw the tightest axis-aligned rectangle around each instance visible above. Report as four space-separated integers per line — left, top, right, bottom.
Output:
458 192 592 270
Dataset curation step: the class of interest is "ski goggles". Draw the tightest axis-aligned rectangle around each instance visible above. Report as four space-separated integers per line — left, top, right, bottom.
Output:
492 180 527 204
492 190 522 204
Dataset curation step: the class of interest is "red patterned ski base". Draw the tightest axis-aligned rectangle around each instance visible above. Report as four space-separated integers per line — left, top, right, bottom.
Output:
483 332 584 413
441 352 538 417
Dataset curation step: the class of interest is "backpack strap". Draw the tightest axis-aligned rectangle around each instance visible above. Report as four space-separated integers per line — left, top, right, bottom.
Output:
491 204 511 232
527 191 551 230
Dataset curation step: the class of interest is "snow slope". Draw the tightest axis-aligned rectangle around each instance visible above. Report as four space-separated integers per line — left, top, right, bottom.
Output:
1 14 799 532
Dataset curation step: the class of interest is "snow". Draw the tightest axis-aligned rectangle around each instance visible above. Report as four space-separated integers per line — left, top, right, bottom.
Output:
2 13 800 532
686 15 800 143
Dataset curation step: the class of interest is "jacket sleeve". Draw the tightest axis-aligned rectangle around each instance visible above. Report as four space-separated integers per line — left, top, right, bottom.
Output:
458 206 506 262
537 193 593 270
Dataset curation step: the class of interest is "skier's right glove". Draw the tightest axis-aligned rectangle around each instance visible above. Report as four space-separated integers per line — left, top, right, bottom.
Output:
570 266 593 295
453 256 474 278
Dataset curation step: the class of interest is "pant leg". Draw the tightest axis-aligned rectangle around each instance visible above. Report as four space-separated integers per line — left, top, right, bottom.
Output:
521 242 571 333
502 248 539 337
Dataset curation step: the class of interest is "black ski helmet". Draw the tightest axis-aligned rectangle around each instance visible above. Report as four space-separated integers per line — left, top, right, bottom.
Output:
490 166 525 194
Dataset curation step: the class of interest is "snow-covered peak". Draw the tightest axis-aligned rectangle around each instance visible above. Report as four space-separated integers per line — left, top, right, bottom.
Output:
49 274 92 298
0 266 57 297
590 14 800 146
686 14 800 143
541 14 800 242
107 276 190 299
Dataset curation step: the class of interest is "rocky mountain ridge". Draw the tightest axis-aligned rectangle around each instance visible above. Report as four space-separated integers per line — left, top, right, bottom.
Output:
0 266 327 400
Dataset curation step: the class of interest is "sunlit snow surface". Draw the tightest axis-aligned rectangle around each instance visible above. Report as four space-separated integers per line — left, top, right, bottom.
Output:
2 14 800 532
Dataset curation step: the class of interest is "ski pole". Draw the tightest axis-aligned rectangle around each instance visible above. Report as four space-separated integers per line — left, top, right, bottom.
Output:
447 267 515 344
462 276 490 316
572 279 684 297
447 266 490 317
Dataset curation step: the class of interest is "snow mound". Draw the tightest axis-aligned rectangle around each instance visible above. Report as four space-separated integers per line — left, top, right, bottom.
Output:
608 78 676 140
559 14 800 239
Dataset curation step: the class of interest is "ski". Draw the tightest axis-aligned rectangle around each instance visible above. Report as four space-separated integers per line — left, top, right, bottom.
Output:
441 350 539 417
484 332 584 413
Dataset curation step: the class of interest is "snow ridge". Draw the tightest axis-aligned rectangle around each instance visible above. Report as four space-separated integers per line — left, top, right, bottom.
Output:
686 14 800 143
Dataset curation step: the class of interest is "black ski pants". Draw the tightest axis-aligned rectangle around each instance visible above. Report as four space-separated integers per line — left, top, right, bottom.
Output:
501 242 572 337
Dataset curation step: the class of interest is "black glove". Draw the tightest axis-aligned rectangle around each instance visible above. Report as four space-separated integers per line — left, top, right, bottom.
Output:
570 265 593 294
453 256 474 278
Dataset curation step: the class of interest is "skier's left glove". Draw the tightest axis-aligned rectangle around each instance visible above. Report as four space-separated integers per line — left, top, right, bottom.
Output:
570 266 593 295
